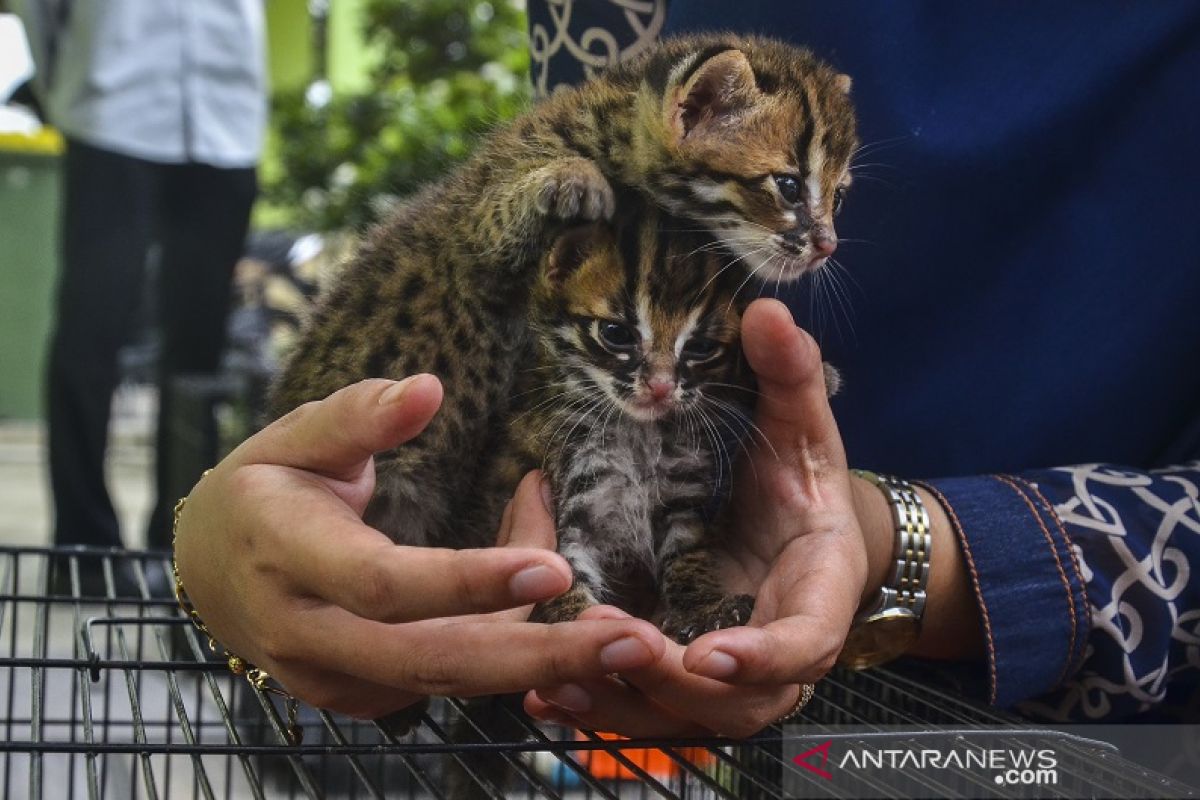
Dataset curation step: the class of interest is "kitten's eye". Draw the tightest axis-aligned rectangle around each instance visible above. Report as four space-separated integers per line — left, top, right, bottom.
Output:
682 337 720 361
597 321 638 350
774 174 802 206
833 186 847 216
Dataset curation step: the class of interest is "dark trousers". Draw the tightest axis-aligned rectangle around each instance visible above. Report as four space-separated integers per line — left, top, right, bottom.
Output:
47 139 257 547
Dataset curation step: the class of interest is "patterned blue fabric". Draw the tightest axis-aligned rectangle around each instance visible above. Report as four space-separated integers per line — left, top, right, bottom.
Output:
664 2 1200 718
1016 464 1200 721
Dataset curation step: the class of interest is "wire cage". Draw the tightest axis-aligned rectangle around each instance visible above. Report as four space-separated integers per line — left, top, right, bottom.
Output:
0 545 1193 800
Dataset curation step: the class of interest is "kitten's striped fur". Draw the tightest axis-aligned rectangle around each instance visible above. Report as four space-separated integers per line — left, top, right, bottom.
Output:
488 199 758 634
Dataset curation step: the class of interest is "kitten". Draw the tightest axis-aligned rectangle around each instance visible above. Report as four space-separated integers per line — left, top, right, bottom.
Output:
438 200 766 798
481 197 760 639
271 35 857 562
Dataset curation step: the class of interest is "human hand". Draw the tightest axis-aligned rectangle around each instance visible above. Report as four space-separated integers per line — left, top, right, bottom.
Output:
173 377 666 719
524 605 799 737
522 299 867 736
638 298 869 688
680 299 978 686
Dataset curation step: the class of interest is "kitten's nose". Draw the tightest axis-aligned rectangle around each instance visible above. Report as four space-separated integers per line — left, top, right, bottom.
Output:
647 377 676 401
811 225 838 257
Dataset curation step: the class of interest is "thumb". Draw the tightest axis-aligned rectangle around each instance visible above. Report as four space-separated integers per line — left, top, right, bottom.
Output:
741 299 846 469
232 375 444 481
498 471 559 551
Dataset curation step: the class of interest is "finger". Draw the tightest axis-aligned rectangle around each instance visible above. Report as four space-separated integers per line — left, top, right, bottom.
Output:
529 641 795 737
291 609 666 697
683 619 842 687
272 664 424 720
683 535 862 685
499 471 558 551
740 299 845 466
232 376 444 481
525 678 708 738
276 501 574 621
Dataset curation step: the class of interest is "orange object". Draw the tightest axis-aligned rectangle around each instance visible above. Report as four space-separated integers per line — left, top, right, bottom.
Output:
577 731 716 781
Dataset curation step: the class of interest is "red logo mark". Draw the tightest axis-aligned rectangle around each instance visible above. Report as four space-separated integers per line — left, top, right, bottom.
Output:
792 740 833 780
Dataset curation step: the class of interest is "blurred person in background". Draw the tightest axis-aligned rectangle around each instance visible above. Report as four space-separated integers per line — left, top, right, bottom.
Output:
13 0 265 555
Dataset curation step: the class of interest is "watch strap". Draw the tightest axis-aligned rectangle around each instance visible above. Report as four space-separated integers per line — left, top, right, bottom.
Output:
854 470 931 619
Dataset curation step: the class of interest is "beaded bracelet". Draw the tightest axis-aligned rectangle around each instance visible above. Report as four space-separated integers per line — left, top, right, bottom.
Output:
171 472 303 744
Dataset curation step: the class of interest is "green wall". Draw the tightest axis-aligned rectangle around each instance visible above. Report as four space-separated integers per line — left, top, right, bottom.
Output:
0 152 59 419
266 0 313 92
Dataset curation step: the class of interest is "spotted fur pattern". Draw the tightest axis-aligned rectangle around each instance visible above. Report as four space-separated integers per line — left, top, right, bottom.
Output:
268 34 857 635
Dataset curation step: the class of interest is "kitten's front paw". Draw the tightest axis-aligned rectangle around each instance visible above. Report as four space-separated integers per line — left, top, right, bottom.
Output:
822 362 843 397
533 158 615 222
661 593 756 645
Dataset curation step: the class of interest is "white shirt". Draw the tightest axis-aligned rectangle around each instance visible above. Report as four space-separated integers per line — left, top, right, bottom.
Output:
13 0 266 167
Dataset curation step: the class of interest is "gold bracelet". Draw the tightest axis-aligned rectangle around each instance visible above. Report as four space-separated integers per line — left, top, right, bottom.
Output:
772 683 816 725
172 469 302 744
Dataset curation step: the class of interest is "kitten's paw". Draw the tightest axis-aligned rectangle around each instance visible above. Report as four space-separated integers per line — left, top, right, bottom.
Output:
533 158 615 222
530 586 596 624
822 362 842 397
661 593 756 645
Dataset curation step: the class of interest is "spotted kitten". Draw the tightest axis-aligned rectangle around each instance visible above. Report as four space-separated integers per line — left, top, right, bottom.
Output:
271 35 857 566
478 197 762 639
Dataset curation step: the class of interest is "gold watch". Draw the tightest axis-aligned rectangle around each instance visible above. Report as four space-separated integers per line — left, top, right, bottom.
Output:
838 471 931 670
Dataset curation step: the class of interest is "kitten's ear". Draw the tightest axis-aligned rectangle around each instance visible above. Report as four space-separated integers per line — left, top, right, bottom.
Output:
544 223 604 285
670 49 760 141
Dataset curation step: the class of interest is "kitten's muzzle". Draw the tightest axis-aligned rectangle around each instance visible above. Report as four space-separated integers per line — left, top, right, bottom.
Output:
782 224 838 257
647 377 676 402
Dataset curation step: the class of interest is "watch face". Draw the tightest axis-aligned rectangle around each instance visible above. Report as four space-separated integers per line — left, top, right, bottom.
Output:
837 608 920 670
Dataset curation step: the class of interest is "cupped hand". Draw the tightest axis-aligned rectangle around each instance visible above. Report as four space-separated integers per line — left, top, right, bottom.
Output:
173 376 666 719
523 299 871 736
524 605 800 738
680 299 871 686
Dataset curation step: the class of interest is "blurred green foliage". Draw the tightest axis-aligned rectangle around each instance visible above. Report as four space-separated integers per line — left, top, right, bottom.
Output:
266 0 530 231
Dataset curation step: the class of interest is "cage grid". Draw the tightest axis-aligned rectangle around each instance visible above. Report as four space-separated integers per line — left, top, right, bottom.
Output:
0 545 1192 799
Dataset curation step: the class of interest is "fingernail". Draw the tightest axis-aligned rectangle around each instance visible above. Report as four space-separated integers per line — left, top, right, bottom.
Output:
599 636 653 672
692 649 739 680
541 683 591 713
539 478 554 514
509 564 564 602
591 607 631 620
378 375 419 405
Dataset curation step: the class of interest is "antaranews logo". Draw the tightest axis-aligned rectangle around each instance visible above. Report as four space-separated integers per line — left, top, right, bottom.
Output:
792 740 834 781
789 737 1060 795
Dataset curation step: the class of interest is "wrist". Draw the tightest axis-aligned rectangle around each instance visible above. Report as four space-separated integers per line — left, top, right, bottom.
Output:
908 483 985 660
846 472 984 663
850 473 895 609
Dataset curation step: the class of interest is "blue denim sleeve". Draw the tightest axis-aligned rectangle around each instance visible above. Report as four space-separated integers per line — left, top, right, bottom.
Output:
923 462 1200 719
919 475 1090 709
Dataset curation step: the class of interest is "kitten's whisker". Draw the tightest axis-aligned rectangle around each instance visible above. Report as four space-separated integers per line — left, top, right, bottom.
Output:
847 173 898 189
702 394 779 464
690 404 727 487
706 382 765 398
687 243 771 305
507 379 573 403
699 398 761 487
852 134 911 160
727 257 770 315
510 381 591 425
823 258 859 343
